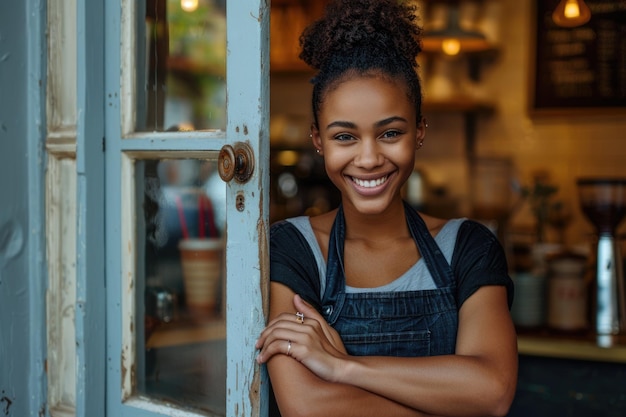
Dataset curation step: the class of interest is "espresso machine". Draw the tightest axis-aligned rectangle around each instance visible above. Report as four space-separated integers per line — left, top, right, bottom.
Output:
577 178 626 347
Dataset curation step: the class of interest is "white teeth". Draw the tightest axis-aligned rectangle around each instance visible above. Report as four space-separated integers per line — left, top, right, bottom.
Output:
352 176 388 188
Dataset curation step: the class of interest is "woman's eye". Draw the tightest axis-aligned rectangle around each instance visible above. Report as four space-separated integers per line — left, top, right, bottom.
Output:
381 130 401 139
334 133 354 142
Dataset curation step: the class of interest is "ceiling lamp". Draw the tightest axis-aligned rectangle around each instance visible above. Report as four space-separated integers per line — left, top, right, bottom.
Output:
181 0 199 12
552 0 591 28
422 6 489 56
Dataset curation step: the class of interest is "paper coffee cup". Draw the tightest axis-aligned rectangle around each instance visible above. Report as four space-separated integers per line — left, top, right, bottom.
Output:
178 238 224 315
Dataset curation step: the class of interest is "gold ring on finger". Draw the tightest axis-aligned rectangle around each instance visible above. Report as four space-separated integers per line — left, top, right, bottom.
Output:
295 311 304 324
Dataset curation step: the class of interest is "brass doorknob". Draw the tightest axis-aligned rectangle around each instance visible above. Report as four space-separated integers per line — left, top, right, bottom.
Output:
218 142 255 183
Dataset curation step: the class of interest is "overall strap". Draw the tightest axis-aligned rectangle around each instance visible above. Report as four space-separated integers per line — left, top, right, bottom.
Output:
321 205 347 324
403 201 455 288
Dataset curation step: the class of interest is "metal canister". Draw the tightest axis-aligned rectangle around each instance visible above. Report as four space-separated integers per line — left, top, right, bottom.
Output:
547 252 588 331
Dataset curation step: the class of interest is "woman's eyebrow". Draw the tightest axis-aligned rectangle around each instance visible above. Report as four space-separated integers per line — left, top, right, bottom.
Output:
326 120 356 130
326 116 407 130
374 116 407 128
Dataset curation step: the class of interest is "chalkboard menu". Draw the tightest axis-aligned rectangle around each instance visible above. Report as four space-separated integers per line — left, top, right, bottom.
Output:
531 1 626 114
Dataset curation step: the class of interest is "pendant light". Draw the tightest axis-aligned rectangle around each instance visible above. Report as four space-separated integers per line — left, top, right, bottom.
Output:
422 5 489 56
552 0 591 28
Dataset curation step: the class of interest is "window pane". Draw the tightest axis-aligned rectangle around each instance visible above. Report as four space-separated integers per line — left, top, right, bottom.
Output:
136 157 226 416
141 0 226 132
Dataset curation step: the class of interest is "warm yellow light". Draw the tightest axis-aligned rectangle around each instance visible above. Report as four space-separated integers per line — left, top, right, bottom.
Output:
564 2 580 18
181 0 199 12
441 38 461 56
276 150 299 167
552 0 591 28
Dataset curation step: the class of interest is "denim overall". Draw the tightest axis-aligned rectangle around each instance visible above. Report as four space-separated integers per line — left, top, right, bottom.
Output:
321 202 458 357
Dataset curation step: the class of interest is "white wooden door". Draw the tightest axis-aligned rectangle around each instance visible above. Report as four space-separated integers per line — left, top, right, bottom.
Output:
103 0 270 416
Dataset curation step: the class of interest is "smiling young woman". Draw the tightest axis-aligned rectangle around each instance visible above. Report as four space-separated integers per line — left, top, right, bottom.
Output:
256 1 518 416
312 76 425 217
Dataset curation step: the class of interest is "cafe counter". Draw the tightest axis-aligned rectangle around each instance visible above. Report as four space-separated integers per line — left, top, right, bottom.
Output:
517 332 626 363
509 331 626 417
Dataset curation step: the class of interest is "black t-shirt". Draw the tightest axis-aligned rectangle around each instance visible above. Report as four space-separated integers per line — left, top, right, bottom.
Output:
270 218 514 312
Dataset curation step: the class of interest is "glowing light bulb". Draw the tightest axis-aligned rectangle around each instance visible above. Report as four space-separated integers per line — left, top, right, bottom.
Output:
552 0 591 28
441 38 461 56
181 0 199 12
565 2 580 18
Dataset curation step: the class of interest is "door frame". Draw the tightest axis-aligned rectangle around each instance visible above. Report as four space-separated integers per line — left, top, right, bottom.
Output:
75 0 107 415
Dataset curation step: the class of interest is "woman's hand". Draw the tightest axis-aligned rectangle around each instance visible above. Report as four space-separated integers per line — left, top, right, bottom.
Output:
256 294 348 382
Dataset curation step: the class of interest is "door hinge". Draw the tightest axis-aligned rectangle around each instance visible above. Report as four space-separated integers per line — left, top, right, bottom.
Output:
102 136 106 152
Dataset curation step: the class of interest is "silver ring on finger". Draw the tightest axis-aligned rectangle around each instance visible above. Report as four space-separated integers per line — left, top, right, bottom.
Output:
286 340 292 356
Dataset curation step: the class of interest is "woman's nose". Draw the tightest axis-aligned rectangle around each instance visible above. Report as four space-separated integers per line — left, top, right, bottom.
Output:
354 140 384 168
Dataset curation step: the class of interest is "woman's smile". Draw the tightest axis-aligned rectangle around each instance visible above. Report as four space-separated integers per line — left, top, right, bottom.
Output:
351 174 388 188
347 172 396 197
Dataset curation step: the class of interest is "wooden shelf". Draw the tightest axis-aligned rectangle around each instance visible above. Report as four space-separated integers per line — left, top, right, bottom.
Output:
146 316 225 349
423 98 495 114
270 0 329 75
517 331 626 364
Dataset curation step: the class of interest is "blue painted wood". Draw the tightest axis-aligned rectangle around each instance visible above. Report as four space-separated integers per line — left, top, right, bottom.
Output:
0 0 47 416
225 1 271 416
0 0 46 417
76 1 106 416
25 1 49 415
103 0 126 413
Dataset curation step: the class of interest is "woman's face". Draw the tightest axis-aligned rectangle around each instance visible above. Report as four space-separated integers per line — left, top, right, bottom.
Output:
312 75 425 215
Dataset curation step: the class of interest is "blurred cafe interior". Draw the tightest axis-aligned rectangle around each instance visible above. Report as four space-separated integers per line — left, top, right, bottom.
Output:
142 0 626 415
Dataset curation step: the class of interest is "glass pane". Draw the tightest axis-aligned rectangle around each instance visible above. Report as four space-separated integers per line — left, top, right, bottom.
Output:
136 157 226 416
141 0 227 132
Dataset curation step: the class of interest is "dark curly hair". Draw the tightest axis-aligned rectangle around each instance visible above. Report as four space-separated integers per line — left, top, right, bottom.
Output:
299 0 423 127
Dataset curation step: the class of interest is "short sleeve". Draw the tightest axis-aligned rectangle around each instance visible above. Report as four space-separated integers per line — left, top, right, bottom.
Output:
270 221 323 312
451 220 514 309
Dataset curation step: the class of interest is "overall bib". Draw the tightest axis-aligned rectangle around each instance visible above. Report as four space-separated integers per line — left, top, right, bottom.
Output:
321 202 459 357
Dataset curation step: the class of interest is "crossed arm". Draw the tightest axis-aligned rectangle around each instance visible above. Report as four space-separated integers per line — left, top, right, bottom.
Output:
256 283 518 417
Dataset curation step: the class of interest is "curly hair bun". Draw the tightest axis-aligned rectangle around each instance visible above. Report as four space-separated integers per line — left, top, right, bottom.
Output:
299 0 422 71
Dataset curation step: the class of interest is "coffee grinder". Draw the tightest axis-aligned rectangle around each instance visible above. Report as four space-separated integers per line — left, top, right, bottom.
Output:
577 178 626 346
